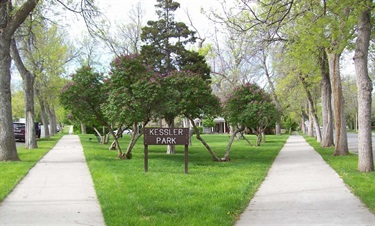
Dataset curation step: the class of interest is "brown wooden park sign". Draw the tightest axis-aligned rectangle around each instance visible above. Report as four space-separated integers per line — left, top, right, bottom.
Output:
144 128 190 174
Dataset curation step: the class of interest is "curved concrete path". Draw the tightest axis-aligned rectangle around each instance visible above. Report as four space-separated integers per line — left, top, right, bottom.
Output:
0 135 105 226
236 135 375 226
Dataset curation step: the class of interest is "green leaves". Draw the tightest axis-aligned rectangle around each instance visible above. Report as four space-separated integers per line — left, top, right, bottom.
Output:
59 66 107 126
224 83 279 130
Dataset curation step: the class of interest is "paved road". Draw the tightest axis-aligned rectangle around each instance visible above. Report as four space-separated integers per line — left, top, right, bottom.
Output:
347 132 375 161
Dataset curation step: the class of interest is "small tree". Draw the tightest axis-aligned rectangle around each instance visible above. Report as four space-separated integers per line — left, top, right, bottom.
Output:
104 54 163 159
224 83 279 147
59 66 113 146
158 70 222 161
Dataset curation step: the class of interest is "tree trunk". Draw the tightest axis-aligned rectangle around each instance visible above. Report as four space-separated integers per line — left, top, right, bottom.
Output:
319 48 334 147
11 40 37 149
40 102 50 139
81 123 86 134
256 131 262 146
36 88 50 139
222 126 244 161
327 52 349 155
353 3 374 172
0 37 20 161
47 105 57 136
300 114 306 134
166 116 175 154
307 103 314 137
124 122 144 159
299 74 322 142
188 116 221 161
0 0 40 162
309 100 322 142
275 122 281 135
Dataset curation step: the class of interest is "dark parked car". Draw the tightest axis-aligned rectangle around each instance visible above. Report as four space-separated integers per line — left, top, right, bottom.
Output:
13 122 41 141
13 122 25 141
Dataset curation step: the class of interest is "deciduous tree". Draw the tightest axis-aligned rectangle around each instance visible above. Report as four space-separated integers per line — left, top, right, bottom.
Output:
104 54 163 159
353 0 374 172
0 0 40 161
224 83 279 149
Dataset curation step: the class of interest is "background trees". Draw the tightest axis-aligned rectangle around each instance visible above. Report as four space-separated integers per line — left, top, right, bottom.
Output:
3 0 374 172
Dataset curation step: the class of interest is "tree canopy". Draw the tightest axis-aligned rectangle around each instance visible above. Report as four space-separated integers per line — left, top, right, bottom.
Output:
224 83 279 146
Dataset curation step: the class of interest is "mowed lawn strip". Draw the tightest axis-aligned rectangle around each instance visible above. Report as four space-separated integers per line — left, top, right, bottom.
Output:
0 133 64 202
81 134 289 226
304 136 375 214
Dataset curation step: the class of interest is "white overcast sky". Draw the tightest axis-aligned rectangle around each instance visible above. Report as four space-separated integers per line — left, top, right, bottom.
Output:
63 0 230 72
97 0 222 31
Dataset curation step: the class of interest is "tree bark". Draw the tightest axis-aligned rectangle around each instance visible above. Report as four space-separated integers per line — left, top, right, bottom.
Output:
353 2 374 172
124 122 146 159
307 103 314 137
81 123 87 134
40 103 50 139
0 0 40 161
165 116 175 154
299 74 322 142
327 52 349 155
47 105 57 136
0 37 20 161
319 48 334 147
10 40 37 149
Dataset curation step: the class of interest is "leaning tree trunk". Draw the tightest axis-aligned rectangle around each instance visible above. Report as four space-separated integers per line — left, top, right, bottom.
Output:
124 122 146 159
354 3 374 172
327 52 349 155
188 116 221 161
222 126 245 161
299 74 322 142
11 40 37 149
319 48 334 147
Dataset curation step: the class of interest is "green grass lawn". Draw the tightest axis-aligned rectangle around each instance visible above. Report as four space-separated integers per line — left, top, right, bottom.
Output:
0 133 64 202
304 136 375 214
81 134 289 226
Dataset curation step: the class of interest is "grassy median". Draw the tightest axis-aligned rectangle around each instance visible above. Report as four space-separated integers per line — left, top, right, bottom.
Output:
0 133 64 202
304 136 375 214
81 134 289 226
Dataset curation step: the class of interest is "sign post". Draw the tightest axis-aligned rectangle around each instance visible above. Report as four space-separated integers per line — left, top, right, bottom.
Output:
144 128 190 174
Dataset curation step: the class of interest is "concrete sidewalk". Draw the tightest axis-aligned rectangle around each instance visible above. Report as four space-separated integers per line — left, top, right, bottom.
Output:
0 135 105 226
235 135 375 226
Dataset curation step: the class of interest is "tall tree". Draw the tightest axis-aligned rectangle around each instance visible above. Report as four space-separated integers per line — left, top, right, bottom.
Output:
0 0 40 161
141 0 210 154
353 0 374 172
11 40 38 149
319 48 335 147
